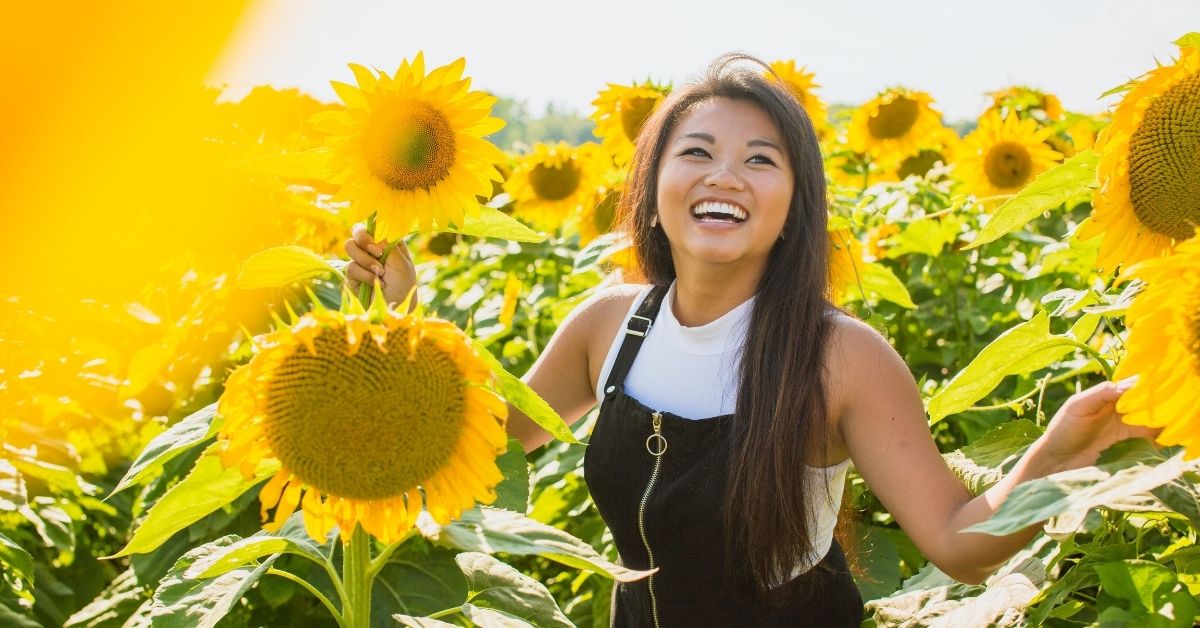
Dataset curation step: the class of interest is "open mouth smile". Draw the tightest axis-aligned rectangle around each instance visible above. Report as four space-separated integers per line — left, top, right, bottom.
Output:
690 201 748 224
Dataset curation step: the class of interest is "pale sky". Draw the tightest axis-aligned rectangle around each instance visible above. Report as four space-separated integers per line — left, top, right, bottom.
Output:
209 0 1199 122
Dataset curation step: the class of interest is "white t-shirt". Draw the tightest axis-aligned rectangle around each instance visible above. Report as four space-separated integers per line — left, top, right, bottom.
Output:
595 282 850 574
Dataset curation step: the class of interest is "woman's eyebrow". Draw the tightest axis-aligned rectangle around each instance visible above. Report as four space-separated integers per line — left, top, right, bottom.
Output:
748 138 782 151
680 132 715 143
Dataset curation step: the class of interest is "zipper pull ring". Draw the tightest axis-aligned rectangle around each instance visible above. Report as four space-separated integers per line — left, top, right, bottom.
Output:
646 411 668 456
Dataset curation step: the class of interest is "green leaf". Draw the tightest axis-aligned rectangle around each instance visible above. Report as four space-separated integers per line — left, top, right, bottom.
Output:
966 451 1192 536
573 231 632 273
461 603 536 627
113 446 279 557
1176 32 1200 48
853 526 902 602
0 531 35 590
63 568 145 628
111 403 219 496
432 208 546 243
964 150 1098 250
149 535 276 628
943 420 1042 494
5 447 82 493
185 512 329 579
236 245 337 290
1095 560 1177 614
471 341 579 444
927 312 1076 424
884 216 961 259
840 261 916 309
493 439 530 513
393 615 458 627
457 552 571 627
374 538 468 618
435 507 651 583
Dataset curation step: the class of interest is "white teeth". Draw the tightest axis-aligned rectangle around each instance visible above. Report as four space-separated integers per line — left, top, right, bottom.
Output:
691 201 747 221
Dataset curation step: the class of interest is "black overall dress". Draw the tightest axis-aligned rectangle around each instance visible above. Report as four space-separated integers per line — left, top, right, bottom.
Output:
584 286 864 627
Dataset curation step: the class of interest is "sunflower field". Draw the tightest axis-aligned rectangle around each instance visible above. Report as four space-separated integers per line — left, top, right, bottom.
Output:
2 4 1200 625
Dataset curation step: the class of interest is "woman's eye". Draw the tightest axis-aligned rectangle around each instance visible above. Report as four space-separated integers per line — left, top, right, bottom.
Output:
748 153 777 166
680 147 710 157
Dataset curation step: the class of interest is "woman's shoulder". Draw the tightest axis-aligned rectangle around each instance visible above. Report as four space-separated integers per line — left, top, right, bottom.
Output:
822 308 913 411
569 282 651 326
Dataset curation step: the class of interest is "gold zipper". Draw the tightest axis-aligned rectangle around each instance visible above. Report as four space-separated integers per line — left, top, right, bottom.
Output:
638 411 667 628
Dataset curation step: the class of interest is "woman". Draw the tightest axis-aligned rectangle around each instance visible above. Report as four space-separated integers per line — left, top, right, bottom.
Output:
345 55 1152 626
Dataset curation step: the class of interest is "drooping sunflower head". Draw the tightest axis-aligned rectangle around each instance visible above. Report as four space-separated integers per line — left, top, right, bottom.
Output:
579 166 627 245
1116 231 1200 458
504 141 605 231
217 301 509 542
590 80 670 166
1077 43 1200 273
986 86 1064 124
312 53 507 236
766 60 829 137
848 87 946 163
880 126 960 182
953 110 1063 202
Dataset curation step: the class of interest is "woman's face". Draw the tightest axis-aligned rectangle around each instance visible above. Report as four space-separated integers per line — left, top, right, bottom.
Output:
655 97 794 273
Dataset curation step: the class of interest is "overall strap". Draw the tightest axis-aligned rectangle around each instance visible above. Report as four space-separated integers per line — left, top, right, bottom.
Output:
602 284 668 397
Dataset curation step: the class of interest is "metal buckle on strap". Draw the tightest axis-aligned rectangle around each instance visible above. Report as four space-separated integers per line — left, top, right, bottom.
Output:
625 314 653 337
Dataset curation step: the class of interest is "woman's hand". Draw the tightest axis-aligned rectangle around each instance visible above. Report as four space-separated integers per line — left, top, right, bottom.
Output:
1032 377 1161 474
343 223 417 310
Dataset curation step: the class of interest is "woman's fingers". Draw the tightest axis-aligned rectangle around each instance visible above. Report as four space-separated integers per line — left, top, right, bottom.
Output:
344 259 383 289
344 237 386 278
351 223 385 258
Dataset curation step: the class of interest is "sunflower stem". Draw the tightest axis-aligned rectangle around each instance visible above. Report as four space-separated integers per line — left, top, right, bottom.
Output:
342 524 374 628
367 529 417 578
1064 339 1116 381
357 212 379 307
267 568 346 626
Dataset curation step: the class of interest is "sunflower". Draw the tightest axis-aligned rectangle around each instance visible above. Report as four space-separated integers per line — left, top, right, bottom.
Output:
579 167 626 245
848 88 946 163
1076 45 1200 273
1116 231 1200 458
505 141 605 230
953 111 1062 201
767 60 829 137
986 86 1064 123
879 127 959 182
591 80 670 166
217 302 509 542
828 227 864 304
312 53 507 235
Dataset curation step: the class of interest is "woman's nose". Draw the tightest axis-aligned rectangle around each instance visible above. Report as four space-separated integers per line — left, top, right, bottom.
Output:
703 163 745 190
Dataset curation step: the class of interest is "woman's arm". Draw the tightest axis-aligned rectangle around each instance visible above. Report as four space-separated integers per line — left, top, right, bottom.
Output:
828 316 1153 584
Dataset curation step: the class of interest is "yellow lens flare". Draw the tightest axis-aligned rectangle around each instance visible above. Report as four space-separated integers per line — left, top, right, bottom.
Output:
591 81 670 167
313 53 507 237
1078 45 1200 273
1116 231 1200 458
217 305 508 542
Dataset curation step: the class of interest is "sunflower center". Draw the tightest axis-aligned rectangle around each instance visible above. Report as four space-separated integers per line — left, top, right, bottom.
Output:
528 161 583 201
867 96 919 139
620 96 658 142
984 141 1033 189
898 149 945 179
263 325 466 500
1127 71 1200 241
363 99 456 191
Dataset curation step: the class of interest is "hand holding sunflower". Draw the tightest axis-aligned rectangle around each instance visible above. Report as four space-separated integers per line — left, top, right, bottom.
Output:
1028 379 1161 475
343 222 417 309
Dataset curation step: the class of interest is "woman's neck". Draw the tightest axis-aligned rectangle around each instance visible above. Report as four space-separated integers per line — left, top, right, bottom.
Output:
671 262 762 327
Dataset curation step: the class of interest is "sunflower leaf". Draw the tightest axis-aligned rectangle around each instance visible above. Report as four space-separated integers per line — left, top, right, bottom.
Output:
1176 32 1200 49
374 538 468 619
492 439 530 513
110 403 219 497
926 311 1077 424
0 531 35 592
840 261 916 309
111 446 279 558
429 208 546 243
149 535 276 628
965 451 1192 536
457 552 571 627
185 512 329 580
471 341 579 444
943 420 1042 494
237 246 338 290
436 507 651 583
964 149 1098 250
461 603 537 627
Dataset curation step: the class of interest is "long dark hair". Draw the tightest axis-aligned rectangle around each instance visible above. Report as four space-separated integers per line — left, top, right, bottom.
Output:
618 53 836 597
